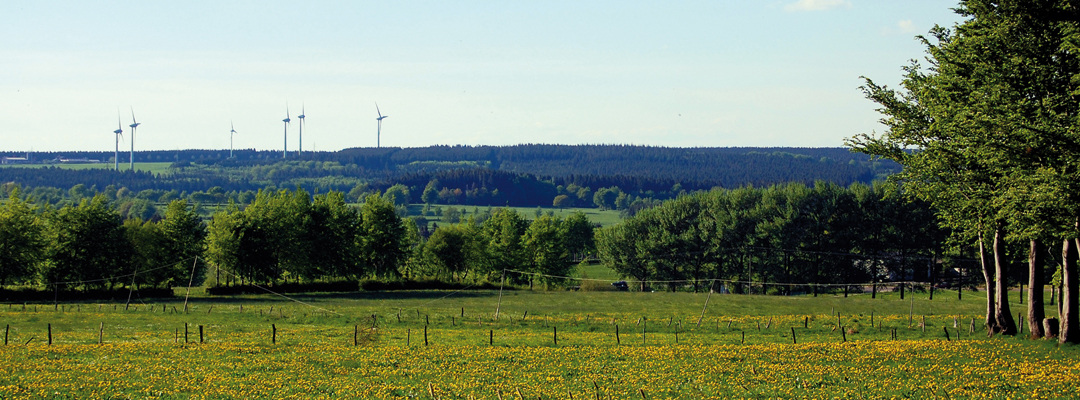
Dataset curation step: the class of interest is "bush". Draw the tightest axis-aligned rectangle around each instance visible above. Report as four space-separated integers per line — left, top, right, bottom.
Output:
359 279 505 291
579 279 619 292
0 287 174 302
206 280 358 295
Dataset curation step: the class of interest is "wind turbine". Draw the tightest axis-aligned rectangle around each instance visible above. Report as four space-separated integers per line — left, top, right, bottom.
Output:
128 107 140 170
375 102 388 148
112 112 123 171
282 104 291 159
297 104 305 158
230 121 237 158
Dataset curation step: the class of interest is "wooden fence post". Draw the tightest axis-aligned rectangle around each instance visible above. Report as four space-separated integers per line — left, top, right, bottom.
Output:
791 327 796 344
424 325 428 346
98 322 103 345
944 327 951 341
4 324 8 346
199 325 204 343
616 325 620 345
553 326 558 345
489 329 493 346
47 323 52 345
184 323 189 343
272 324 277 344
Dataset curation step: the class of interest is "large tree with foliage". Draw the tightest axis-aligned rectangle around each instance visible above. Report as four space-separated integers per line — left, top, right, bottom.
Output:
848 0 1080 338
480 208 529 281
360 193 409 279
157 200 206 286
45 195 133 289
0 189 46 286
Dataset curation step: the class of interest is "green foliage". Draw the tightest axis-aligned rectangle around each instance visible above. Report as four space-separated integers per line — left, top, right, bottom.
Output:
597 183 944 292
481 208 529 281
523 215 571 285
360 194 409 279
421 179 439 204
382 184 411 207
0 189 46 286
847 1 1080 337
45 195 134 289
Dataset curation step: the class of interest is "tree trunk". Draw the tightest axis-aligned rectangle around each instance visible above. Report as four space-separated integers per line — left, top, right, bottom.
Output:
1028 239 1045 338
978 234 996 331
1062 238 1080 344
992 227 1015 335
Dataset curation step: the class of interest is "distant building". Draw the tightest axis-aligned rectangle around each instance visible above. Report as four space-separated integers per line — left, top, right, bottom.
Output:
54 157 100 164
1 156 29 164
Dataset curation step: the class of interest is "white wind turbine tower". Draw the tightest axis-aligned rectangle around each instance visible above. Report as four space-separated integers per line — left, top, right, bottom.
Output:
128 107 140 170
282 104 291 159
230 121 237 158
375 102 388 148
297 104 306 158
112 112 124 171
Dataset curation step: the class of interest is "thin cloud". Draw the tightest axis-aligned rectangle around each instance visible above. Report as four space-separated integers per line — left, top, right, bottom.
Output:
896 20 917 33
784 0 852 12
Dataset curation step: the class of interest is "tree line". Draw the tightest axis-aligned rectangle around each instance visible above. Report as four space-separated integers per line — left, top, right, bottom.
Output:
2 145 898 210
849 0 1080 342
595 182 954 293
0 185 597 293
0 190 204 291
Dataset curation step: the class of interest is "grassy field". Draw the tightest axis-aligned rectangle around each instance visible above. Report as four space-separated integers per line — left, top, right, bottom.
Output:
0 288 1076 399
0 162 173 175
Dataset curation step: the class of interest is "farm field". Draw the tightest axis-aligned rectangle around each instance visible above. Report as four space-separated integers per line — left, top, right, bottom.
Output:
0 162 174 175
0 290 1077 399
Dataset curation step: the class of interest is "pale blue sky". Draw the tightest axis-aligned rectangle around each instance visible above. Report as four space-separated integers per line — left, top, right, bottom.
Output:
2 1 962 152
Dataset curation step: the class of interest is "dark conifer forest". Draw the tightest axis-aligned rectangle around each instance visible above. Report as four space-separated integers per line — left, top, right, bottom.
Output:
2 145 897 208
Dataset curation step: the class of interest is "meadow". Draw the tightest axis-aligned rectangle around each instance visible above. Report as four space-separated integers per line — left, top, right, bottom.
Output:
0 162 174 175
0 288 1077 399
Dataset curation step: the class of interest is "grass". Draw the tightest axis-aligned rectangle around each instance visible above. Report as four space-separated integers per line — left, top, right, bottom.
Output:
0 162 173 175
0 289 1076 398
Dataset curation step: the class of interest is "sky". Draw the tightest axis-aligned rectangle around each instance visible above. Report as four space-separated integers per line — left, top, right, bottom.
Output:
1 1 964 153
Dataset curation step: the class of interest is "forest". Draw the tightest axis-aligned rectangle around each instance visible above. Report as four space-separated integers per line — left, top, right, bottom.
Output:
0 145 897 210
0 181 956 301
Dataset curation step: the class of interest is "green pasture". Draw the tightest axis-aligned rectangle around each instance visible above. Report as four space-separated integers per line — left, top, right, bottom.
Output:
0 162 173 175
0 288 1076 398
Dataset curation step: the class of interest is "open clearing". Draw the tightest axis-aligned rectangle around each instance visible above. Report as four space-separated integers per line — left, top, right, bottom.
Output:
0 289 1076 399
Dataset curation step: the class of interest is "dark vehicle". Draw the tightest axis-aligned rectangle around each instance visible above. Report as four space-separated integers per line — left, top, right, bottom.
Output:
611 281 629 291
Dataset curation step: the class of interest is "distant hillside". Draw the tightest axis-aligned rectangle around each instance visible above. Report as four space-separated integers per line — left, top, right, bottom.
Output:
1 145 898 207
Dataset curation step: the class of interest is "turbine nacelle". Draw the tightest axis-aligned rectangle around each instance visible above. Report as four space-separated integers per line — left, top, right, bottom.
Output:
376 102 388 120
129 108 140 129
